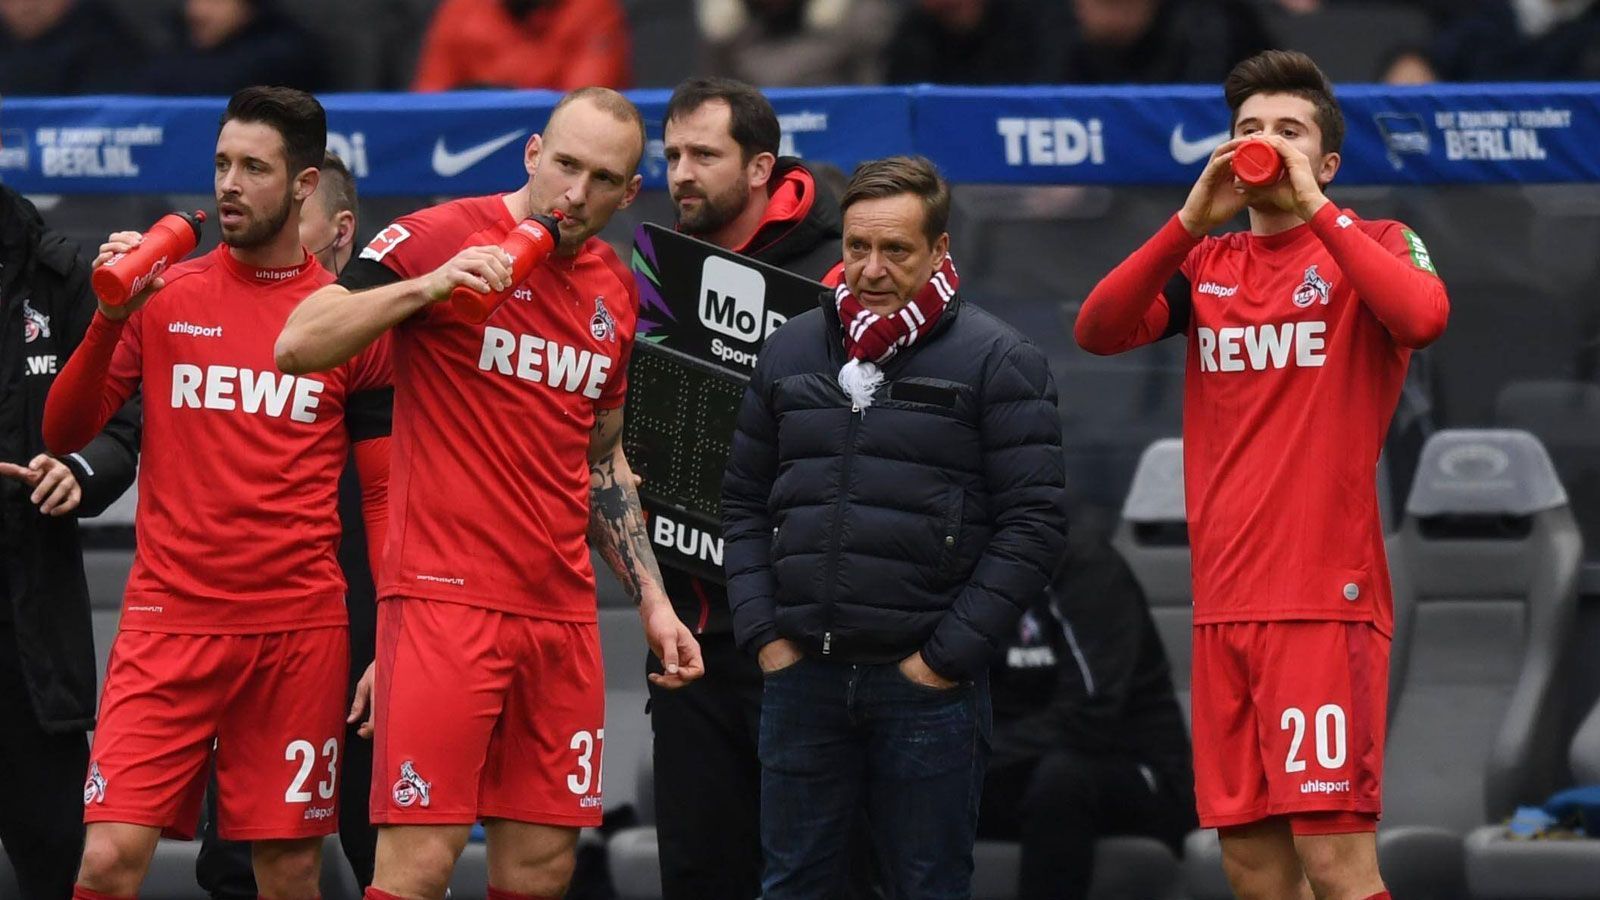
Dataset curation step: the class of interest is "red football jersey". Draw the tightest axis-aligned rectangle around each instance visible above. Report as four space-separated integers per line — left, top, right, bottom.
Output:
57 246 392 633
1097 207 1446 634
353 194 637 621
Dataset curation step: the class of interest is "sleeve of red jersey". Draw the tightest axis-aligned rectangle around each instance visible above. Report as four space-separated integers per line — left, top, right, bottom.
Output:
340 207 465 328
42 310 144 456
1075 214 1200 355
351 437 390 575
1310 205 1449 349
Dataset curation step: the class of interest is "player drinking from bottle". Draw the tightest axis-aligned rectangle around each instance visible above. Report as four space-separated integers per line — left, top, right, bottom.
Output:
274 87 703 900
1075 50 1448 900
43 86 393 900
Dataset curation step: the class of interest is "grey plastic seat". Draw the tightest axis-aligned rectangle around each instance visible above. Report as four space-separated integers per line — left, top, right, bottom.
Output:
972 837 1184 900
1110 438 1191 716
1465 695 1600 898
1493 380 1600 566
142 838 206 900
1379 429 1582 898
607 741 661 900
0 847 17 900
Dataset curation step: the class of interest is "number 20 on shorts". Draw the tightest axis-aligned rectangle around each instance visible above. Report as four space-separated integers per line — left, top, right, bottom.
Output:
1281 704 1347 773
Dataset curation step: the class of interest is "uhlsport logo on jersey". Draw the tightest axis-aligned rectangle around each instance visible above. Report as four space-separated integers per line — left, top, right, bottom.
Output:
1196 281 1237 298
21 298 50 343
590 296 617 342
83 762 107 805
1292 265 1332 308
392 760 432 808
1300 778 1351 795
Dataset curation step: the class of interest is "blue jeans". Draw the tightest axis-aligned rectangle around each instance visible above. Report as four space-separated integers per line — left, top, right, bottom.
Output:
759 655 992 900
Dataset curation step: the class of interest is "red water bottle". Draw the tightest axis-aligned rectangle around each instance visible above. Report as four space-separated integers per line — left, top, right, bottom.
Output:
92 211 206 306
450 211 564 323
1231 140 1283 187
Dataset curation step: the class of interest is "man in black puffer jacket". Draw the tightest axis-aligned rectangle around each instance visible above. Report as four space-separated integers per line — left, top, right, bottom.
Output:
722 155 1068 900
0 184 140 899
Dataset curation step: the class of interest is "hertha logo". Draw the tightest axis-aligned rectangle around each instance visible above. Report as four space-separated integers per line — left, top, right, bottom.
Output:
22 298 50 344
589 296 616 342
83 762 107 805
1292 265 1331 308
392 760 432 808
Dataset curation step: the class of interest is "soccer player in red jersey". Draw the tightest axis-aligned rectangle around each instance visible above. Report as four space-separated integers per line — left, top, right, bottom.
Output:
274 87 704 900
1076 51 1448 900
41 87 393 900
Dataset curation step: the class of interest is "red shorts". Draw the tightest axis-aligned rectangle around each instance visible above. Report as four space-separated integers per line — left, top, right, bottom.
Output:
370 598 605 827
1190 621 1388 830
85 627 348 840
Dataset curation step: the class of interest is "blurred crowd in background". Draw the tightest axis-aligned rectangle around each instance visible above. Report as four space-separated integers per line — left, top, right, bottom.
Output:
2 0 1598 102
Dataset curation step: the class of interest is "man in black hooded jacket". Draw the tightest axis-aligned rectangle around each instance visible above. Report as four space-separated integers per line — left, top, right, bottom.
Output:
651 75 848 900
0 184 139 898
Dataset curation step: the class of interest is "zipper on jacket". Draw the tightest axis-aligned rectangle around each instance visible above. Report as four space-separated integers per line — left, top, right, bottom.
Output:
820 405 862 656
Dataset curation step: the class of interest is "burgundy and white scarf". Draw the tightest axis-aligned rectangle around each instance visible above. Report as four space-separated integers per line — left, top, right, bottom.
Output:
834 255 958 410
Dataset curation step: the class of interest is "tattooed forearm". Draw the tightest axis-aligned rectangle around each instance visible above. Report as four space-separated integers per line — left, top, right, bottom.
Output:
589 449 664 604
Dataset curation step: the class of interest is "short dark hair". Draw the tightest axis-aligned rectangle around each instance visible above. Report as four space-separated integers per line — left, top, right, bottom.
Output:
220 86 327 175
840 155 950 247
549 86 646 175
664 77 781 163
1225 50 1345 155
316 151 356 215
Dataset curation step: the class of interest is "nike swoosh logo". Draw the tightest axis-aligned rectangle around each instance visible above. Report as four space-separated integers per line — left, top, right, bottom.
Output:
431 129 526 177
1169 125 1231 165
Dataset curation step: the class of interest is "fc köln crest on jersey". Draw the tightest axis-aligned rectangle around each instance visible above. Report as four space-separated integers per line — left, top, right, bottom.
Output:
83 761 107 805
590 296 616 342
22 298 50 343
392 760 432 808
1292 265 1332 308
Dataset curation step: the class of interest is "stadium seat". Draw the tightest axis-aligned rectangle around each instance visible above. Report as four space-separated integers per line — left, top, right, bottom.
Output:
972 836 1184 900
1379 429 1583 897
0 847 17 900
142 838 206 900
597 606 653 820
605 741 659 900
1464 693 1600 898
1494 380 1600 566
1110 438 1191 715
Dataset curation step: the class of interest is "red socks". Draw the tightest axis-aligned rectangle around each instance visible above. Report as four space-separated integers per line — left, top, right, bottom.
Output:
487 888 557 900
1364 893 1392 900
259 897 320 900
73 889 135 900
363 891 404 900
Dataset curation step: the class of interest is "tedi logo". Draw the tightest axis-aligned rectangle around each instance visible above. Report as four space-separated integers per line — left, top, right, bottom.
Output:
699 256 783 347
997 118 1104 166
